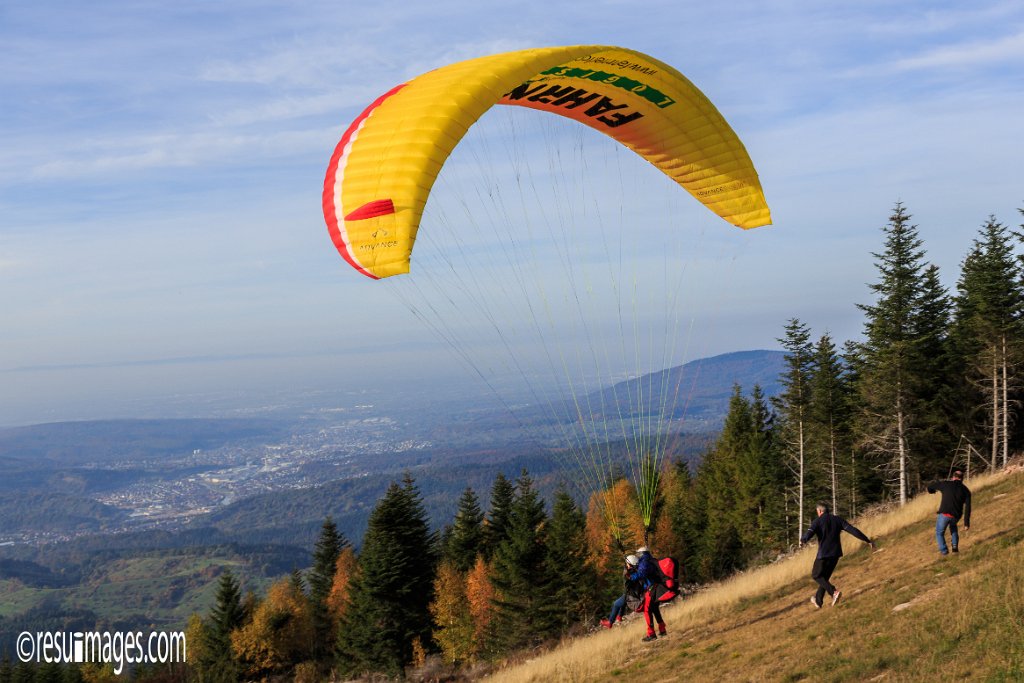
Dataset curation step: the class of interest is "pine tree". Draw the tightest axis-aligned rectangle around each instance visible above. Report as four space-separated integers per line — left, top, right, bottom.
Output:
446 487 485 572
664 459 702 583
854 202 930 504
773 318 815 540
203 569 244 682
488 470 558 654
912 264 957 479
545 485 598 631
808 333 853 514
953 216 1023 470
336 475 438 678
484 473 515 559
308 517 348 665
746 385 786 553
692 386 748 579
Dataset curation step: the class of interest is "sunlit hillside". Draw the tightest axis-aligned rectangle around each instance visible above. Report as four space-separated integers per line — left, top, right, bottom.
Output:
487 465 1024 682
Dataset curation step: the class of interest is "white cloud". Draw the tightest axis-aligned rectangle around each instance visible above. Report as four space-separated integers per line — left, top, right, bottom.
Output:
889 29 1024 72
26 127 332 179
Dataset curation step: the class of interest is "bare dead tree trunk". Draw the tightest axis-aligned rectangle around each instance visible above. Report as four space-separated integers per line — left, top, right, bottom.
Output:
896 384 907 506
798 419 805 540
850 448 857 518
992 347 999 470
1001 334 1009 469
830 425 837 513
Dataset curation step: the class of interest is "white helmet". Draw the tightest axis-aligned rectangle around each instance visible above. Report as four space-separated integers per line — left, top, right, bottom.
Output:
637 546 649 554
625 554 639 567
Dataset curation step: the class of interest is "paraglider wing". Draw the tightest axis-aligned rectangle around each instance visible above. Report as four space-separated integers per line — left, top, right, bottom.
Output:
323 45 771 279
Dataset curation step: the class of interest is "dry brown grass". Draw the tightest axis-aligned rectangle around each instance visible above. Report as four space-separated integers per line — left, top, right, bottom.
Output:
486 468 1021 683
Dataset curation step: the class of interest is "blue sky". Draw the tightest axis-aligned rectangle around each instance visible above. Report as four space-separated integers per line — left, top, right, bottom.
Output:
1 1 1022 426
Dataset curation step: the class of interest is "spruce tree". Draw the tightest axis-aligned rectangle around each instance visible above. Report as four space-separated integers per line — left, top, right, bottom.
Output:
336 475 437 679
545 485 598 631
445 487 485 572
808 333 853 514
773 318 815 540
854 202 929 504
746 385 786 553
308 517 348 665
912 264 957 479
692 386 748 579
953 216 1023 469
203 569 244 683
488 470 558 654
484 473 515 559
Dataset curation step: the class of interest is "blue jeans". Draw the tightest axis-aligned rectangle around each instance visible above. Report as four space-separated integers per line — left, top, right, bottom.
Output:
609 593 628 622
936 514 959 554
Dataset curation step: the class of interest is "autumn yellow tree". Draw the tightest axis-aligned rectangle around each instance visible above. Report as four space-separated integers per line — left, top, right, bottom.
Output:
585 478 645 571
326 546 358 622
465 555 495 649
429 560 475 664
231 577 313 678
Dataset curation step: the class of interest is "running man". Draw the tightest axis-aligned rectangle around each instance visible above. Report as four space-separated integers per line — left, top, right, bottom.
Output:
800 502 876 608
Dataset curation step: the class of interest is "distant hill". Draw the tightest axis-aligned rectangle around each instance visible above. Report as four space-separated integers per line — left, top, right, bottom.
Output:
592 349 785 430
0 492 128 534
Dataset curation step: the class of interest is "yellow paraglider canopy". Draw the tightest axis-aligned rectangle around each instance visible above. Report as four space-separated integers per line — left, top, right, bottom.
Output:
323 45 771 279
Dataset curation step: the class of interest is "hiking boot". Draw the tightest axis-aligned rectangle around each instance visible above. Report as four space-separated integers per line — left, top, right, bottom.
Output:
810 596 822 609
658 626 667 636
952 546 959 553
831 590 842 607
600 619 613 629
642 634 658 642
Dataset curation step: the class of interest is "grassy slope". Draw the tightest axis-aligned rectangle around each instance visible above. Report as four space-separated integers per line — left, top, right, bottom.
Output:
490 467 1024 683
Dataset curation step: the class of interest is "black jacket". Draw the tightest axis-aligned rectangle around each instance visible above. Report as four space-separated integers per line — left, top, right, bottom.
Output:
800 512 872 559
927 479 972 525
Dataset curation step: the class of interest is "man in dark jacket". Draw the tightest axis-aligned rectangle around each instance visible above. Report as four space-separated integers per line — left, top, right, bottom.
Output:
800 503 876 608
927 470 972 555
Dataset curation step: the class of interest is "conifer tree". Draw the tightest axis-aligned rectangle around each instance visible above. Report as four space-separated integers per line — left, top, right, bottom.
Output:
336 475 437 679
692 387 748 579
773 318 815 540
809 333 853 514
308 517 348 665
446 487 485 572
484 473 515 559
953 216 1023 469
854 202 929 504
912 264 957 479
745 385 786 553
203 569 244 682
545 485 598 631
488 470 558 654
664 459 702 583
